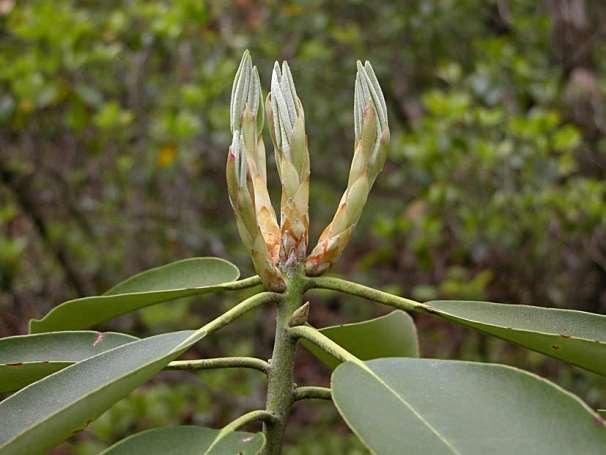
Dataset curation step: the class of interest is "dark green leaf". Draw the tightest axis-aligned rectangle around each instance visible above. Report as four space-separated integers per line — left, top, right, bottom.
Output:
0 331 137 393
426 300 606 376
0 330 202 454
100 425 265 455
302 310 419 369
332 358 606 454
29 258 240 333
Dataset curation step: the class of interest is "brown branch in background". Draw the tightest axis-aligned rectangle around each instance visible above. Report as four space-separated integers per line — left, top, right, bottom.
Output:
547 0 593 75
547 0 606 312
549 0 606 142
0 166 89 297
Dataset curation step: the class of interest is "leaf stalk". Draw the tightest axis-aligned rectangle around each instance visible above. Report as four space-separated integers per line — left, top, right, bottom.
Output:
166 357 269 374
309 276 425 313
222 275 263 290
288 325 360 364
293 386 332 402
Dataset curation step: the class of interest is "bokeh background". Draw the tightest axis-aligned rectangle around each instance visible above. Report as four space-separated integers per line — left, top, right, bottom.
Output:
1 0 606 453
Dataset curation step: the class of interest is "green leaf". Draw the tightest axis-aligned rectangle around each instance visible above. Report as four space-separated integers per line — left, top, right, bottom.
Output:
426 300 606 376
0 330 203 454
332 358 606 454
30 258 240 333
0 331 137 393
100 426 265 455
302 310 419 369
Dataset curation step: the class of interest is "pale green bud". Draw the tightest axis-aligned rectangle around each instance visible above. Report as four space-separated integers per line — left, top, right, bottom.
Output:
268 60 310 268
227 51 283 290
355 61 389 180
228 52 390 280
289 301 310 327
231 59 280 263
306 60 389 276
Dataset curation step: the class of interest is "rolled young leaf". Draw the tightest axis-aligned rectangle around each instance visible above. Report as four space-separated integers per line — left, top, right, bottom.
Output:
100 425 265 455
332 358 606 454
267 60 310 267
227 51 284 290
302 310 419 369
306 61 389 276
425 300 606 376
29 257 240 333
0 330 200 454
233 53 280 264
0 331 137 393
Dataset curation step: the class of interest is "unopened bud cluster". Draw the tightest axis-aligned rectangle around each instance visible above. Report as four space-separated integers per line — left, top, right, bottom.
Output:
227 51 389 289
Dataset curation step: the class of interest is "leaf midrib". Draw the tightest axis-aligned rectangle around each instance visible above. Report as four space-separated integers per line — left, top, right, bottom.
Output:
428 302 606 345
30 285 232 332
359 362 462 455
0 334 191 450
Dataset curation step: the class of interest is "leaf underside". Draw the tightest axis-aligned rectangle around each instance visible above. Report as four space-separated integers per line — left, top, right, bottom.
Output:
29 257 240 333
0 331 138 393
0 330 202 454
427 300 606 376
100 425 265 455
332 358 606 455
302 310 419 369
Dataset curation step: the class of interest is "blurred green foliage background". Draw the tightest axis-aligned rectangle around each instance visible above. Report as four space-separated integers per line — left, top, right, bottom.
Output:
1 0 605 453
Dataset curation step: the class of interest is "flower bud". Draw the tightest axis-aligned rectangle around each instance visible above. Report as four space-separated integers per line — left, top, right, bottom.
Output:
267 61 310 270
306 60 389 276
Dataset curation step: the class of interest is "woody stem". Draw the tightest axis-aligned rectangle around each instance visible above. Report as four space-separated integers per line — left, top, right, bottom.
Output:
262 266 307 454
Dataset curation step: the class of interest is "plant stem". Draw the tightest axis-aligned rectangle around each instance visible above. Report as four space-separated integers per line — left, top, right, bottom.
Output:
223 275 263 290
293 386 331 401
166 357 269 374
288 325 360 364
177 291 281 350
201 291 282 335
263 267 307 454
309 276 426 313
205 409 277 454
222 409 277 432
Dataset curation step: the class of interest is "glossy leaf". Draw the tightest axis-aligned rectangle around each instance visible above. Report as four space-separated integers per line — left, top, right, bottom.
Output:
302 310 419 369
0 330 202 454
426 300 606 376
30 258 240 333
332 358 606 454
0 331 137 393
101 425 265 455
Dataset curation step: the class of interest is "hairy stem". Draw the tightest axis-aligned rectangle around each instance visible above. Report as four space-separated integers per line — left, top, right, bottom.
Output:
288 325 360 364
205 409 277 454
263 267 307 454
166 356 269 374
309 276 425 313
201 291 281 335
177 291 281 350
222 409 277 431
293 386 332 401
222 275 263 290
